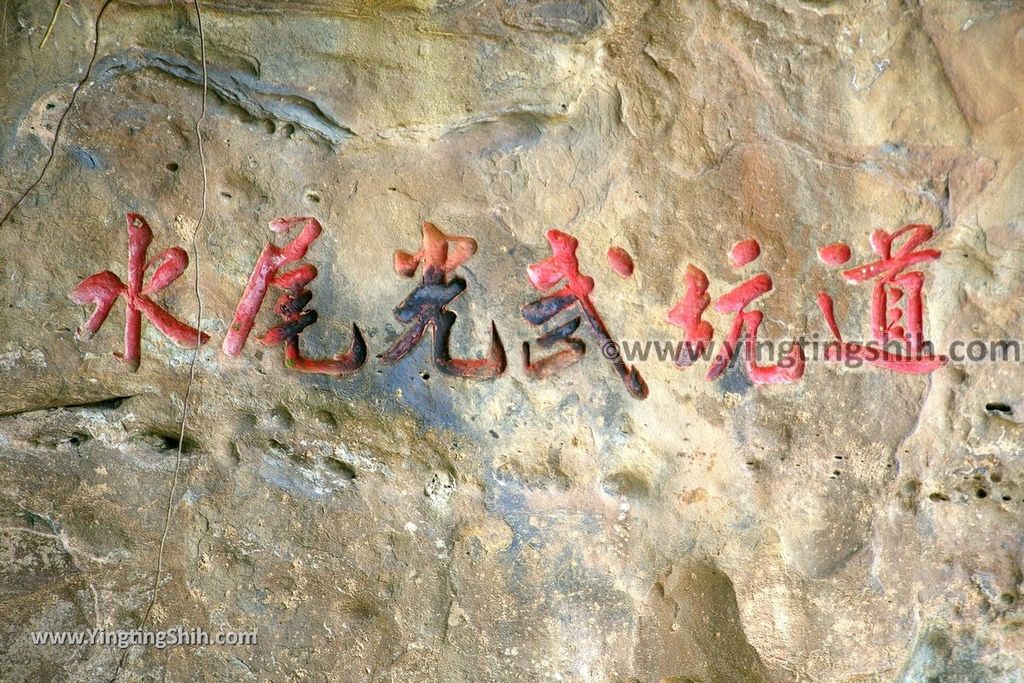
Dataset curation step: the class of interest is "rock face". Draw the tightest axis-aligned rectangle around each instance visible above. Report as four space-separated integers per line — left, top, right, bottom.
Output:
1 0 1023 680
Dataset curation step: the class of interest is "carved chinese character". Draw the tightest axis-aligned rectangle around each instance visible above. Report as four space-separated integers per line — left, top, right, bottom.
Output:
666 264 713 366
522 229 648 399
70 213 209 371
667 238 805 384
223 216 366 375
817 224 947 373
381 221 506 378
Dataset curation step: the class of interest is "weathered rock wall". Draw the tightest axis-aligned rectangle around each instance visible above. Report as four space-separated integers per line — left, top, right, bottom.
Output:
1 0 1022 680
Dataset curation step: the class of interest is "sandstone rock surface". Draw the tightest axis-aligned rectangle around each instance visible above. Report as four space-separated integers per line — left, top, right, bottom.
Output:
1 0 1023 680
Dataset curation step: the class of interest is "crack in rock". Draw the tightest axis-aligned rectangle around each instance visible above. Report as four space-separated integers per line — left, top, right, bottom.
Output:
95 48 356 145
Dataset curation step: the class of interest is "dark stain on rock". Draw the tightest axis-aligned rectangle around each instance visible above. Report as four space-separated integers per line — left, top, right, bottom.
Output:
502 0 607 38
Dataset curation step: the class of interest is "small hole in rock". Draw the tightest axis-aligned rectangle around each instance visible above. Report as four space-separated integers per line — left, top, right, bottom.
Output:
985 402 1013 415
976 488 988 499
305 191 320 203
161 436 181 451
46 102 56 110
314 410 336 428
325 458 356 480
166 162 179 172
65 432 91 447
929 492 949 502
